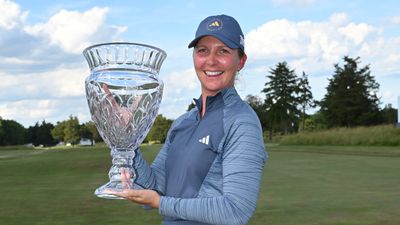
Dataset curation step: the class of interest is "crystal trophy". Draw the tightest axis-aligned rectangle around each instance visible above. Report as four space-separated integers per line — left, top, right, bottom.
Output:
83 42 166 199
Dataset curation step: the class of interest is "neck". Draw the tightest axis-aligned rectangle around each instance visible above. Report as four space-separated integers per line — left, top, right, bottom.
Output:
199 87 233 117
200 95 207 117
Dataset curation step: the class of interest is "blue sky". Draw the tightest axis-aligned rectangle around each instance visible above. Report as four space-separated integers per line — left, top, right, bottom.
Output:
1 0 399 127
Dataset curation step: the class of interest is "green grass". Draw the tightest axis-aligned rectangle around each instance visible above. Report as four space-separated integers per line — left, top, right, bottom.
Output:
1 144 399 225
280 125 400 146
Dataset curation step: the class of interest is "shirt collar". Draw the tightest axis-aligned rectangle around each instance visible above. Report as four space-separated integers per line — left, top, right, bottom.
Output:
193 87 236 115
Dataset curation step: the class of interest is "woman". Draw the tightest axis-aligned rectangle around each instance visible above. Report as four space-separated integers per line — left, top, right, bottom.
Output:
108 14 267 225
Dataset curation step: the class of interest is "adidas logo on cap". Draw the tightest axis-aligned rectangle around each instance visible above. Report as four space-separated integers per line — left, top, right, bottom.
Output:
207 19 223 31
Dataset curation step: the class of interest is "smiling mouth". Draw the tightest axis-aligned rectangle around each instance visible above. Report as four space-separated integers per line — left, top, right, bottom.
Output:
205 71 223 76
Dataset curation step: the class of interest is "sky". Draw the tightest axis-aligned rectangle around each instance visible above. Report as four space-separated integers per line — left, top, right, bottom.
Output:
1 0 399 127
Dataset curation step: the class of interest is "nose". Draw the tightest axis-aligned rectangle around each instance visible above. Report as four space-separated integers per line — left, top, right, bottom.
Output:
205 51 218 66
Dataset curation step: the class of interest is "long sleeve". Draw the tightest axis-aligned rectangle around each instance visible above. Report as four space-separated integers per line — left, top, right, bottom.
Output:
158 114 267 225
133 115 187 194
132 141 168 194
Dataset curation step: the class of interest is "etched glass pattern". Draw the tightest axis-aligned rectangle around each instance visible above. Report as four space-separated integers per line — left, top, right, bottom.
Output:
83 43 166 199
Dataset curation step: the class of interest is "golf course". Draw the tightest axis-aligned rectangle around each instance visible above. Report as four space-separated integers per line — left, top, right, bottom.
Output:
1 144 399 225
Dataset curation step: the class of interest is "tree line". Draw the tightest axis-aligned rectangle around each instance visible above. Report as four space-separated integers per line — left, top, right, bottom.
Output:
246 56 397 140
0 115 98 147
0 114 173 147
0 56 397 146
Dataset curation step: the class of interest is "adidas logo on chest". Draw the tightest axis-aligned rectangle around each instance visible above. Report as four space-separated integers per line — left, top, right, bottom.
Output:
199 135 210 145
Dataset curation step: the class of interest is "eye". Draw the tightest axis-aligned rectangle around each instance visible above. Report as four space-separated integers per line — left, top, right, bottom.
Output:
219 48 231 54
195 47 208 54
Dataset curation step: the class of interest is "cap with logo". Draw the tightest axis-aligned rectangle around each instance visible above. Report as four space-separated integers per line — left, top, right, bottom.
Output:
188 14 245 52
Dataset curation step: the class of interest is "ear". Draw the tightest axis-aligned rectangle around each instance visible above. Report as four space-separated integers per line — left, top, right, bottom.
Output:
237 53 247 71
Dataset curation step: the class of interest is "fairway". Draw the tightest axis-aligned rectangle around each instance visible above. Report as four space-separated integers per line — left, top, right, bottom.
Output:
0 145 399 225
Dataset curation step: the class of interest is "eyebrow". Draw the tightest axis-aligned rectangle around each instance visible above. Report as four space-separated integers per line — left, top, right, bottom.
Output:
195 43 229 48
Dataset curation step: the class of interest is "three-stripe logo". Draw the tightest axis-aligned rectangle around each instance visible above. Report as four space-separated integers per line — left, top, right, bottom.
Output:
199 135 210 145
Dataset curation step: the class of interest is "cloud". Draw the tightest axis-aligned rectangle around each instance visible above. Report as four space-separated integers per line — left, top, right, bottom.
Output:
163 68 199 95
329 12 348 25
338 22 379 45
0 64 88 102
0 63 90 128
391 16 400 25
24 7 127 54
246 18 348 66
0 99 56 121
0 0 28 30
242 12 400 111
245 13 396 77
0 97 90 127
0 1 129 126
0 28 69 74
0 4 127 75
157 68 199 119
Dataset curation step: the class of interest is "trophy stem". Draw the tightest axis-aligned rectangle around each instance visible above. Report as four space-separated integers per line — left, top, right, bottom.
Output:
95 149 136 199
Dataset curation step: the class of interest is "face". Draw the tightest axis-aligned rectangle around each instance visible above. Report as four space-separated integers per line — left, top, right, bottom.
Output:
193 36 247 97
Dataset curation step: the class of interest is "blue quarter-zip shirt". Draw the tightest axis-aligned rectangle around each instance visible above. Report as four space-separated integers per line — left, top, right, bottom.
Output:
133 87 267 225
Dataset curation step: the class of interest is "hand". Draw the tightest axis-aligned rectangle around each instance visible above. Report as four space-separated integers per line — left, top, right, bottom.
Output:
105 168 160 208
101 83 133 125
106 188 161 209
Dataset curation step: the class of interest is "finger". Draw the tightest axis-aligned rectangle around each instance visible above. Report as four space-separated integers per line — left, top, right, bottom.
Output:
101 83 111 94
105 189 141 202
120 168 127 183
101 83 120 108
121 108 132 125
123 168 133 188
124 168 131 181
104 189 126 198
120 169 128 189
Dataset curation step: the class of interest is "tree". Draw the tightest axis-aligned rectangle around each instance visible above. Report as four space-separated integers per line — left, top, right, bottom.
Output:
262 61 301 135
0 119 26 146
64 115 81 145
320 56 381 127
87 121 102 142
145 114 173 143
35 121 57 146
27 122 38 145
0 117 4 144
187 102 196 111
297 72 315 130
380 104 397 125
51 121 66 142
80 121 102 145
245 94 268 131
304 112 327 131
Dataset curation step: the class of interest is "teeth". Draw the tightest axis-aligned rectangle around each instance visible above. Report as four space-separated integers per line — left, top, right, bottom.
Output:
205 71 223 76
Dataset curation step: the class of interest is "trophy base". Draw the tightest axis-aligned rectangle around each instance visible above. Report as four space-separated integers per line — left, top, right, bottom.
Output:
94 181 129 200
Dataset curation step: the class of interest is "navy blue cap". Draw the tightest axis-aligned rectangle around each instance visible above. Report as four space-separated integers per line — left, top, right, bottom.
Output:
188 14 245 52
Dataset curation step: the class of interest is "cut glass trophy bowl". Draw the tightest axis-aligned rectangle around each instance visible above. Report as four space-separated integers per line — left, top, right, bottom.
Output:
83 42 166 199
